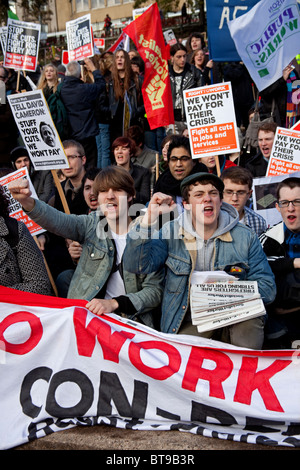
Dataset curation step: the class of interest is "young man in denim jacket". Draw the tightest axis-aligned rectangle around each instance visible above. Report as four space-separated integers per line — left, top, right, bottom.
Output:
8 166 163 329
123 172 276 349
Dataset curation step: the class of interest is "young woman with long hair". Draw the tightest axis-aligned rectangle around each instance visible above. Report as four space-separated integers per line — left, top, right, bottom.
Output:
103 49 145 144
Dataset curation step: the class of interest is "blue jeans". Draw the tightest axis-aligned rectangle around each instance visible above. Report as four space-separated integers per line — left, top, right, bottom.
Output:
96 123 111 168
144 127 166 153
56 269 75 298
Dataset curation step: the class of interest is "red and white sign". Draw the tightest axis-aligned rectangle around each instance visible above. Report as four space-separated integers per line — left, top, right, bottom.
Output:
184 82 240 158
1 286 300 450
0 168 44 236
62 50 69 65
94 37 105 49
292 119 300 132
66 14 93 62
4 19 40 72
266 127 300 176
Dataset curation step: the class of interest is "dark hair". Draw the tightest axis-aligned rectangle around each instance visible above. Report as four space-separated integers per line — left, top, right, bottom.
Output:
187 32 205 51
258 121 277 134
131 55 145 74
221 166 253 190
40 121 54 134
125 125 144 147
181 178 223 203
111 49 140 101
170 43 187 56
82 167 101 186
161 134 175 150
191 48 208 66
112 136 136 158
0 185 10 218
93 165 136 201
276 177 300 200
167 135 191 160
0 66 8 80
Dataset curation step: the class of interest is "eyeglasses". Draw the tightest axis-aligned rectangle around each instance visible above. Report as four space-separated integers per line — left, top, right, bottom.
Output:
67 154 83 160
0 76 6 80
277 199 300 208
224 190 249 198
169 155 191 163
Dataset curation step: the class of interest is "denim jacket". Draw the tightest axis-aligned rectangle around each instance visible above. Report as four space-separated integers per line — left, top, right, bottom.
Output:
28 200 164 327
124 203 276 334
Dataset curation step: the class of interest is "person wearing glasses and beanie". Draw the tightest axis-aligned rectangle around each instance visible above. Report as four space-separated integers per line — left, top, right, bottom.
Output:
260 177 300 348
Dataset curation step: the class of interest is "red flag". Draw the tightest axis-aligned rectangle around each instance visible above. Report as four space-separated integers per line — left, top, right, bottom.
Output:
123 3 174 130
107 31 129 53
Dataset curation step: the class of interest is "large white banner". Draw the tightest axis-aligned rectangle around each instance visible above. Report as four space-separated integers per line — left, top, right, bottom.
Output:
1 286 300 450
228 0 300 91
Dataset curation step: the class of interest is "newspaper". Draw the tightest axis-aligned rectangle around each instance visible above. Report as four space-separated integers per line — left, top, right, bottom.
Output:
190 275 265 333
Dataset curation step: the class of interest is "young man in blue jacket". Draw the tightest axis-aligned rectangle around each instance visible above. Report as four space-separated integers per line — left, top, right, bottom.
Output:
123 171 276 349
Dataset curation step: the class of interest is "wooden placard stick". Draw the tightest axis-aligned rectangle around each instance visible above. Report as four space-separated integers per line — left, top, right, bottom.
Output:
214 155 221 177
51 169 70 215
33 235 58 296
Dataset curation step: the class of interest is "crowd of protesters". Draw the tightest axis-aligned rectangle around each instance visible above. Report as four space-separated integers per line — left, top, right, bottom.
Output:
1 29 300 350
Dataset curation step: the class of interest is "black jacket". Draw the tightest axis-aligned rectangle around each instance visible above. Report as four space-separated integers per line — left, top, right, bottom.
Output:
130 163 151 205
60 70 105 140
245 151 268 177
169 63 203 121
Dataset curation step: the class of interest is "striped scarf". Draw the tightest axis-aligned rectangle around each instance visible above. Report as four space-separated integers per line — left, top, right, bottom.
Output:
286 70 300 128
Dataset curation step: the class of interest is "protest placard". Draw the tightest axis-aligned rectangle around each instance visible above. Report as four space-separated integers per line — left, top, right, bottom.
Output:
4 18 40 72
163 29 177 46
206 0 259 62
0 26 7 54
292 119 300 131
183 82 240 159
266 127 300 177
252 171 300 228
94 37 105 49
7 90 69 172
62 50 69 65
66 14 93 62
0 168 44 236
228 0 300 92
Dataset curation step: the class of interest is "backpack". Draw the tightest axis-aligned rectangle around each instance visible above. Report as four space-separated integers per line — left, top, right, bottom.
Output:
243 93 275 154
47 83 70 141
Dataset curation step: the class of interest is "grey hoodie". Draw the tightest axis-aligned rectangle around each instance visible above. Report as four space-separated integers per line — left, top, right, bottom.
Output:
178 201 239 271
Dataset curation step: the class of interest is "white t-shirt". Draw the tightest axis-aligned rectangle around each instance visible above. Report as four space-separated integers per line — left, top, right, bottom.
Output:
104 231 127 299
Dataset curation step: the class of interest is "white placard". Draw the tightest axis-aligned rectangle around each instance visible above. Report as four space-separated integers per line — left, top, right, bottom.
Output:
266 127 300 177
7 90 69 171
4 19 40 72
0 167 44 236
183 82 240 159
66 14 93 62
